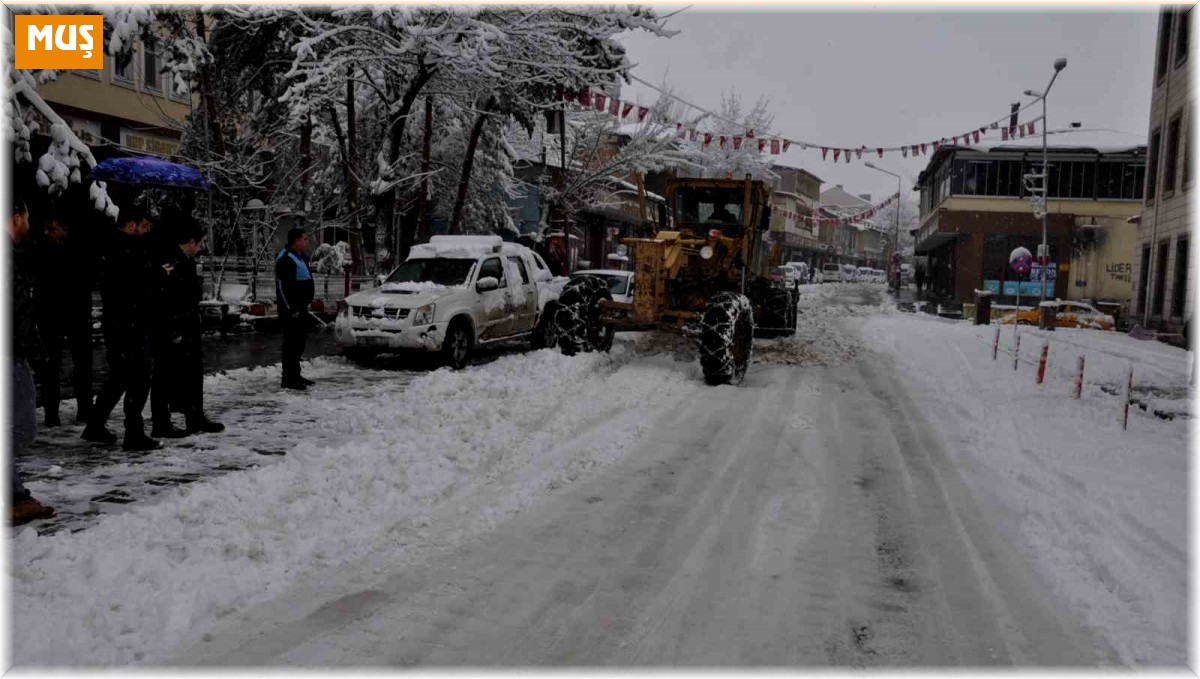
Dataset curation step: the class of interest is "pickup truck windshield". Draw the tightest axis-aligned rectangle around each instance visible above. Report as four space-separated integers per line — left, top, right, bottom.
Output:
387 258 476 286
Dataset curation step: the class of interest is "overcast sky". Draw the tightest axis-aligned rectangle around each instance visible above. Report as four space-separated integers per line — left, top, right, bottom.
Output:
618 5 1160 203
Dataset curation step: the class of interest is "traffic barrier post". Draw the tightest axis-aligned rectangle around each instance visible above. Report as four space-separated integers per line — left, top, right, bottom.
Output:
1073 355 1085 399
1036 342 1049 385
992 325 1000 360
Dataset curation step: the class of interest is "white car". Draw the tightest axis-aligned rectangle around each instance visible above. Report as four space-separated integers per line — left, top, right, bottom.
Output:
857 266 873 283
571 269 634 304
335 235 565 368
784 261 809 283
821 263 842 282
770 265 800 289
842 264 859 282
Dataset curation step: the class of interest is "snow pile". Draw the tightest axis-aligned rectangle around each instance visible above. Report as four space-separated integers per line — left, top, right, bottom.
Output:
409 235 506 260
754 284 895 366
10 347 702 666
858 313 1190 666
379 281 452 294
309 242 351 275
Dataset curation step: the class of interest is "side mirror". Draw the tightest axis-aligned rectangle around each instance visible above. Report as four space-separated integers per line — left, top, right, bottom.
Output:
376 274 387 286
476 276 500 292
758 205 772 231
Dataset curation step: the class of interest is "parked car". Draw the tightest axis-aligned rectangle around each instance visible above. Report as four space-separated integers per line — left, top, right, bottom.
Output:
871 269 886 284
335 235 566 367
785 261 809 283
570 269 634 304
857 267 874 283
1001 300 1115 330
770 265 800 289
822 263 842 282
841 264 858 282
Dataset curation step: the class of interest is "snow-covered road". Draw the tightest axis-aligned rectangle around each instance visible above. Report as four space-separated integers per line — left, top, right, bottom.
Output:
10 284 1188 668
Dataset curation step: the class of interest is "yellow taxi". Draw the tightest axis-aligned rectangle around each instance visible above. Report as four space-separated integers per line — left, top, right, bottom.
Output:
1001 300 1115 330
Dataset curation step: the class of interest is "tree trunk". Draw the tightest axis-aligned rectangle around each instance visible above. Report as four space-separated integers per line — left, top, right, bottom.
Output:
299 113 313 231
448 106 491 235
193 11 225 156
380 63 436 260
346 68 364 275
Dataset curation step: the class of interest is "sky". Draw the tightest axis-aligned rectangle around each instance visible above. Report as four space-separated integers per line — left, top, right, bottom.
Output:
618 5 1161 204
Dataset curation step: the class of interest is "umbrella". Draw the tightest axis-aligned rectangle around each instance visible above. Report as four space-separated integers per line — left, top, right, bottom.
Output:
90 157 210 190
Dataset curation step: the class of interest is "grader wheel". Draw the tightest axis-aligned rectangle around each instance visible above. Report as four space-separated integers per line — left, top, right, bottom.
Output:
698 292 754 386
554 276 615 356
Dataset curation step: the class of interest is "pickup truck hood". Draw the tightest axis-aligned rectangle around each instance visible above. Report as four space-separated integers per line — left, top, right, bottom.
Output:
343 286 457 309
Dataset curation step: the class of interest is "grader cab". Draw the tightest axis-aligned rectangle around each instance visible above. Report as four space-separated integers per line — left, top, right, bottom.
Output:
551 174 798 385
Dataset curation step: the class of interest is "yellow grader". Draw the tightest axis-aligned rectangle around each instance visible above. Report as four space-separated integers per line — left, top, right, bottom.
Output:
551 174 798 385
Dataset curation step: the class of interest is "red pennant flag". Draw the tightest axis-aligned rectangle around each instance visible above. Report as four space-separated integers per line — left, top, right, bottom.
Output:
920 143 927 155
733 136 743 150
637 106 648 122
719 135 726 149
901 146 908 158
579 87 591 108
676 122 682 135
855 148 863 159
746 129 755 139
703 133 712 148
844 149 851 163
833 148 841 162
877 148 884 158
1018 124 1026 138
608 98 619 116
782 140 791 152
980 127 987 136
593 93 606 111
561 87 575 103
912 144 919 156
973 131 981 144
621 102 633 119
758 139 766 152
1028 122 1036 136
1001 127 1009 141
821 147 829 160
771 139 781 155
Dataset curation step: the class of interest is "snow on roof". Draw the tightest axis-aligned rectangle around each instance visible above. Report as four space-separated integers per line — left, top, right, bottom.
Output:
573 268 633 277
609 177 666 203
408 235 524 260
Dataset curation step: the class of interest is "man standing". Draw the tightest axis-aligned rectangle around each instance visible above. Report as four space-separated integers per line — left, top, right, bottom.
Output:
33 210 94 427
275 228 314 391
84 206 165 451
151 221 224 436
8 198 55 525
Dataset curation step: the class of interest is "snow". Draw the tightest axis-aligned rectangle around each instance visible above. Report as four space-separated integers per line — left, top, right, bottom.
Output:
9 348 703 666
856 310 1190 666
379 281 452 293
408 235 517 260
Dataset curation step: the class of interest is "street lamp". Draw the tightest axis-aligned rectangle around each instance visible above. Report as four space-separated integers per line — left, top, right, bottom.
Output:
1024 57 1068 305
864 161 902 293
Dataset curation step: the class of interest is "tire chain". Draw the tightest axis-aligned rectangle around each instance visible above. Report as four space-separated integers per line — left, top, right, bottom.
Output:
554 276 609 355
698 292 755 382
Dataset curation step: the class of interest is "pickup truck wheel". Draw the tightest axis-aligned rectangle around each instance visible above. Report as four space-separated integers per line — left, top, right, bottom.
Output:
554 276 613 356
531 301 560 350
442 319 474 369
699 292 754 386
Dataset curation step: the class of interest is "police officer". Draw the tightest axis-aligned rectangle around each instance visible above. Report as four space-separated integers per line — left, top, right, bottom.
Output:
83 205 164 451
275 228 314 391
151 219 224 437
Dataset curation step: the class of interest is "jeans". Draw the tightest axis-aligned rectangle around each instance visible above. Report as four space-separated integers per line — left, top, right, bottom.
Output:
10 359 36 500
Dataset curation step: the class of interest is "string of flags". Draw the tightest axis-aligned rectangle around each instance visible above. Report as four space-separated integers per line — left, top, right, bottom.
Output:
559 85 1044 164
788 192 900 227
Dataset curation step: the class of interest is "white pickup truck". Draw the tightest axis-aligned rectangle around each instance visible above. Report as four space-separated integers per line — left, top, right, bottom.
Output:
335 235 566 368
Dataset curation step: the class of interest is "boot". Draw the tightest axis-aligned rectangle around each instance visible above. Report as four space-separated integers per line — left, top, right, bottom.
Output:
150 421 189 439
44 411 61 428
122 432 161 452
185 415 225 434
281 378 307 391
81 423 117 445
11 495 55 526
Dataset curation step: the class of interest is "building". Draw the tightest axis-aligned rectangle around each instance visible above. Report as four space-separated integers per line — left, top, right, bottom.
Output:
913 143 1146 305
1133 5 1194 331
817 184 889 268
767 164 822 265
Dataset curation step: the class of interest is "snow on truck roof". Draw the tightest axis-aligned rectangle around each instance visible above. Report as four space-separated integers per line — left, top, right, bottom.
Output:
408 235 528 260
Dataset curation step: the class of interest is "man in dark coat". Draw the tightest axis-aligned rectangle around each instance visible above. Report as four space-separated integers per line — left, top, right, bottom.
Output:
8 197 55 525
83 205 166 451
32 209 94 427
150 220 224 437
275 228 314 390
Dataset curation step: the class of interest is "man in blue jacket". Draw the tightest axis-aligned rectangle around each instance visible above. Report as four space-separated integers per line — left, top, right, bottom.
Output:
275 228 314 390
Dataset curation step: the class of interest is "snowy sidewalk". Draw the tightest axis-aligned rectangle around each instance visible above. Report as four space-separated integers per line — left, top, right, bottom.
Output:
857 313 1190 666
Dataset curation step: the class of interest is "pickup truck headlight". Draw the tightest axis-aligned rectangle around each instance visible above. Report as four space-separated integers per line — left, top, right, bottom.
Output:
412 303 435 326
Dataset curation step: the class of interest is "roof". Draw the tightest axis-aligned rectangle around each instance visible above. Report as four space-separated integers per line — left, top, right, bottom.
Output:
819 184 873 209
573 269 633 277
916 132 1148 185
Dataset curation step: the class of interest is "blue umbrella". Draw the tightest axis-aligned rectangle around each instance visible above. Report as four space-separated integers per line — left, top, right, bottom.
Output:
91 156 210 190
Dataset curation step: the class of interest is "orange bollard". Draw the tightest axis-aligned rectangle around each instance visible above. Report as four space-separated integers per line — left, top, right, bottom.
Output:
1123 367 1133 430
992 325 1001 360
1013 331 1021 371
1073 355 1085 399
1036 342 1049 384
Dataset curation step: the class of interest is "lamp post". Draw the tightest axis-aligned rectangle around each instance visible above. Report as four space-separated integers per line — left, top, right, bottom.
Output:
864 161 902 292
1024 56 1068 305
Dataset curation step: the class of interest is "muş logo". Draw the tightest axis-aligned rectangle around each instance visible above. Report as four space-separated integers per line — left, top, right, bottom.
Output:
14 15 104 70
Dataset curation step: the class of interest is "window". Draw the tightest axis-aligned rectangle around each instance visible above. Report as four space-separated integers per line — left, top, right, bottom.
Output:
1138 245 1152 313
507 256 530 285
1157 10 1174 81
1148 128 1162 200
1177 6 1190 68
1186 107 1193 187
1165 113 1182 193
73 69 101 80
112 50 135 85
1173 237 1189 318
1153 241 1170 317
1097 161 1146 200
142 47 163 93
476 257 506 288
